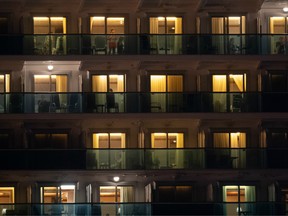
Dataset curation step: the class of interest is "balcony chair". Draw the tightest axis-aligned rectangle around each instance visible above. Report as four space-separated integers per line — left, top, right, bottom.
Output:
93 36 107 54
150 102 162 112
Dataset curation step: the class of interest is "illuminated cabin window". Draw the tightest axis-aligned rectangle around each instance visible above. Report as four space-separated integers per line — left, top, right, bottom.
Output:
0 187 14 203
40 185 75 203
211 16 245 34
151 133 184 148
213 132 246 148
33 17 66 34
99 186 134 203
92 75 125 93
90 16 125 34
212 74 246 112
92 133 126 148
34 75 67 93
149 17 182 34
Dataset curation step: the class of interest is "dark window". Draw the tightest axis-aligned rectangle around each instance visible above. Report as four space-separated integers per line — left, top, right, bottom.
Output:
32 133 68 149
158 185 193 202
0 18 8 34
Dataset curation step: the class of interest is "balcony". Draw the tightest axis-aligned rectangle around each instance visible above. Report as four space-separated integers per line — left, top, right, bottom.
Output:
1 92 288 114
0 34 287 56
0 148 286 170
0 202 286 215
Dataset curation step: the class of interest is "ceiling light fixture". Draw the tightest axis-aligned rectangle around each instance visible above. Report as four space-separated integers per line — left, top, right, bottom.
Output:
113 176 120 182
47 64 54 71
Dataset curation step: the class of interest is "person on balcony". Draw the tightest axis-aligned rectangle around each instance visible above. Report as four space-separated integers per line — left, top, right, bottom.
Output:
107 29 118 54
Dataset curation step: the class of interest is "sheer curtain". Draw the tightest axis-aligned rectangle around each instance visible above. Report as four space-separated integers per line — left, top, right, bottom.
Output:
150 75 166 111
213 133 229 148
213 75 227 112
92 75 107 105
149 18 159 53
56 75 67 106
174 18 182 54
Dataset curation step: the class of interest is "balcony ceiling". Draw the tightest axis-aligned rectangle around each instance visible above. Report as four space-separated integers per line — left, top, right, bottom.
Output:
0 0 278 13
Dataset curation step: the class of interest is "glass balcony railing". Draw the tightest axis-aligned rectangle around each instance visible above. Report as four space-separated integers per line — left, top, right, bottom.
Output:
0 202 286 215
2 92 288 114
0 148 287 170
0 34 287 55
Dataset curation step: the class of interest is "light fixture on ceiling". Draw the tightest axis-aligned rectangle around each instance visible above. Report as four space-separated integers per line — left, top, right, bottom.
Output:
113 176 120 182
47 64 54 71
283 7 288 12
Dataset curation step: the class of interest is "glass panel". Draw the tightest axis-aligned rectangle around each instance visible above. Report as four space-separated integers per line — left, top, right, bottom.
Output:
33 17 49 34
34 75 50 92
0 187 14 203
150 75 166 92
34 133 68 149
50 134 68 148
213 75 227 112
229 74 244 92
231 132 246 148
150 18 159 34
213 133 229 148
100 186 117 202
109 75 124 92
110 133 125 148
50 17 66 34
175 186 193 202
270 132 287 147
93 133 109 148
42 187 60 203
0 17 8 34
107 17 125 34
0 75 4 92
92 75 107 92
158 186 174 202
212 17 224 34
270 17 286 34
0 133 9 148
270 74 286 91
60 185 75 203
167 75 183 92
228 17 241 34
90 17 105 34
5 74 10 92
168 133 183 148
152 133 167 148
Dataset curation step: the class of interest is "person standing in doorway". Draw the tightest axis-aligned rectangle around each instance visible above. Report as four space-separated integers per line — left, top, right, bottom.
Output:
108 29 117 54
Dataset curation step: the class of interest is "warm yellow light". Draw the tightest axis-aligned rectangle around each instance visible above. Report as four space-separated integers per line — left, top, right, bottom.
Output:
50 17 65 21
92 16 105 21
60 185 75 190
153 133 166 136
33 17 49 21
34 75 50 79
107 17 125 21
167 17 177 21
157 17 165 21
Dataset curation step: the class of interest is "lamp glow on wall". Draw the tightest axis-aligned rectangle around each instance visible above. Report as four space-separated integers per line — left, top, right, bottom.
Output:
283 7 288 12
